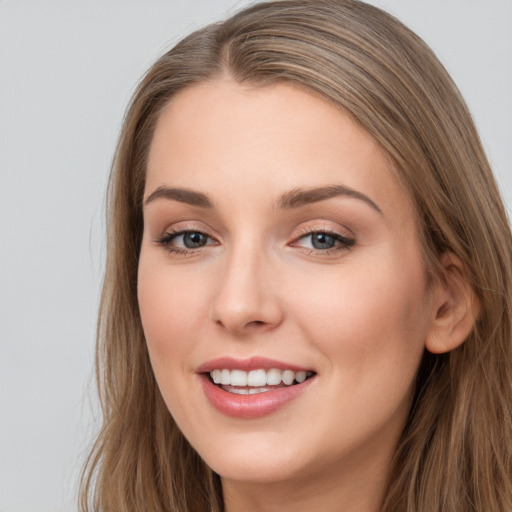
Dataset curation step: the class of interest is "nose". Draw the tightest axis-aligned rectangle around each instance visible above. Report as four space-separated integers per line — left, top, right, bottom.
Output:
210 241 284 336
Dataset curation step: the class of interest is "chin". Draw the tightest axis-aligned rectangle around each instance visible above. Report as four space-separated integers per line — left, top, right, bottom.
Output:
209 455 309 485
192 429 311 483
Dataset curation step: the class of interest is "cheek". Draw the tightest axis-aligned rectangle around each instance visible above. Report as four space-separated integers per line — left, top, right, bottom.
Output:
292 253 430 382
137 260 212 431
137 259 204 374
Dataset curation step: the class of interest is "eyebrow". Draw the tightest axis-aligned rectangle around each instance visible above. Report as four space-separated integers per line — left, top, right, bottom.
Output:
144 184 382 214
144 186 213 208
277 185 382 213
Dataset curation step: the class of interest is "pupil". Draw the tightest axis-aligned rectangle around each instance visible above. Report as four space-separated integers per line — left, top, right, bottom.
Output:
184 232 206 248
312 233 335 249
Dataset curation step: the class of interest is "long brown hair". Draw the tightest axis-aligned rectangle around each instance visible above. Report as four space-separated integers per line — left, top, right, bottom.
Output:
80 1 512 510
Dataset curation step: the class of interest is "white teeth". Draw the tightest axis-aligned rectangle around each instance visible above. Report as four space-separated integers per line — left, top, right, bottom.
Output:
209 368 313 387
247 369 267 387
228 387 250 395
249 387 272 394
266 368 282 385
223 386 273 395
230 369 248 387
295 370 307 383
282 370 295 385
220 369 231 385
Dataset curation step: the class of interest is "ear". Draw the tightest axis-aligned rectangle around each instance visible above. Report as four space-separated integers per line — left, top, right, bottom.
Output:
425 252 480 354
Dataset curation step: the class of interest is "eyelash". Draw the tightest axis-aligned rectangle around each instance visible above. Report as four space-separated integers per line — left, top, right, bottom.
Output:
154 227 355 256
292 227 355 255
154 228 216 256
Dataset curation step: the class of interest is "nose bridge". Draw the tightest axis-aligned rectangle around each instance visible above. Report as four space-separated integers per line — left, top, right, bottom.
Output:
211 232 282 334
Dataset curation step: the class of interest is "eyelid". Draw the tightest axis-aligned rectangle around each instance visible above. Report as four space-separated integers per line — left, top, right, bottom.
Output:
152 220 355 257
289 224 356 255
153 223 220 255
168 230 217 246
153 220 219 240
292 221 355 241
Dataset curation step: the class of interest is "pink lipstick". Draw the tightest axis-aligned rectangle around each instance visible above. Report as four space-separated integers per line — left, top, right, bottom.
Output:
197 357 316 419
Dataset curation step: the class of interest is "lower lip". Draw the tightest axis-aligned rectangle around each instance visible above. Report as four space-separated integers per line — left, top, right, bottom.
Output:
199 374 315 419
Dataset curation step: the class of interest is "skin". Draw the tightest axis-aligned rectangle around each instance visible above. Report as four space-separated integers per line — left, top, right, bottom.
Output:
137 79 450 512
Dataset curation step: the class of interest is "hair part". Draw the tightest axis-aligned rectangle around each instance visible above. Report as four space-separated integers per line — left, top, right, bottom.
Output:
80 1 512 511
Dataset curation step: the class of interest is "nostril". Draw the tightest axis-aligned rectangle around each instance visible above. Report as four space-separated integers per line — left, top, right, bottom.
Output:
247 320 266 328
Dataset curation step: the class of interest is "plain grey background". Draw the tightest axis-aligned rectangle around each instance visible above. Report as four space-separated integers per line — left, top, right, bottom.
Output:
1 1 511 511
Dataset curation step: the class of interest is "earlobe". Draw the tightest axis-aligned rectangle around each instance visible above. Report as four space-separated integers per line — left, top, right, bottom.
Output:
425 252 480 354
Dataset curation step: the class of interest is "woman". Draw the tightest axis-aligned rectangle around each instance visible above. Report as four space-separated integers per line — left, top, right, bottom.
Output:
80 1 512 510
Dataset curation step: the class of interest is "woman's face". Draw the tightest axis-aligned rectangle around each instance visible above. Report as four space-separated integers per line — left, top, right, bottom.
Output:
138 80 436 491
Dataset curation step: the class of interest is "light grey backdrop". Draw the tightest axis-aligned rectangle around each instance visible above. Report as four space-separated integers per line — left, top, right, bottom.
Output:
1 1 510 511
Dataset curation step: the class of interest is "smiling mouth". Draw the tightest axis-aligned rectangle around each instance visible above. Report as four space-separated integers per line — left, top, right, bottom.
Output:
207 368 316 395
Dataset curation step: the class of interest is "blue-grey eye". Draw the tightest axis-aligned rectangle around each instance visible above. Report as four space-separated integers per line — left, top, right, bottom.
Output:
310 232 337 249
183 232 208 248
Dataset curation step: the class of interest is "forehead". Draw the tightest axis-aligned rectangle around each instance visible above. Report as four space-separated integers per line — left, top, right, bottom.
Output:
146 79 414 222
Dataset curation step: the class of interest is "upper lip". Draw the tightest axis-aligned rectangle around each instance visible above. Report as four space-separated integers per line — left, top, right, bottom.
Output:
196 356 314 374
